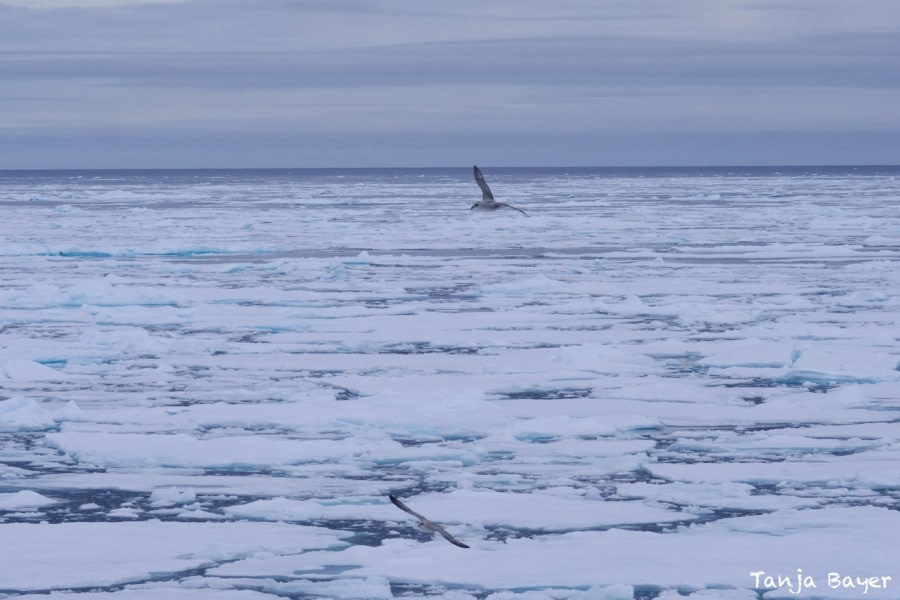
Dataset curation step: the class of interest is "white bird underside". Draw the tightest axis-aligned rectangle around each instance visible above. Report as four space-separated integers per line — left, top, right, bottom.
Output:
389 494 470 549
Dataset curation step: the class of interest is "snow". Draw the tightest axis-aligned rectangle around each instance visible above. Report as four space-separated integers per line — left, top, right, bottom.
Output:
1 167 899 599
0 490 57 510
150 487 198 506
0 521 345 591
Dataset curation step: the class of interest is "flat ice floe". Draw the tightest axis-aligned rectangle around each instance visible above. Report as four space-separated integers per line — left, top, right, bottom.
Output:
1 167 899 599
0 521 344 592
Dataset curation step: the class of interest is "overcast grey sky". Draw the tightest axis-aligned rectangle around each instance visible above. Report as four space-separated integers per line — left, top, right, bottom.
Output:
2 0 899 168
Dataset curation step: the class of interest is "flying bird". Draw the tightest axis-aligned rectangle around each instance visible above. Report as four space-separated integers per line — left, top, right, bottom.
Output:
471 165 529 216
388 494 470 549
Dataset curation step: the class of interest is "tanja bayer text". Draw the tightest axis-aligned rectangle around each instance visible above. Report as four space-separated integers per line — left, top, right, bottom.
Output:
751 569 892 595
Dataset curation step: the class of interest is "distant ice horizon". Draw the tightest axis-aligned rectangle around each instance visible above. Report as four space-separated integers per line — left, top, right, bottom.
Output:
2 163 899 174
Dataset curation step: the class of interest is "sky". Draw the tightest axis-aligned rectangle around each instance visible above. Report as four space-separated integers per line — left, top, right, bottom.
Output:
1 0 899 168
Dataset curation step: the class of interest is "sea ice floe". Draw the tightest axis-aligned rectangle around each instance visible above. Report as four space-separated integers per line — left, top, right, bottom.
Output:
0 360 68 382
0 490 57 510
0 397 83 431
211 505 899 593
224 489 687 531
150 487 198 507
0 521 345 591
45 431 397 469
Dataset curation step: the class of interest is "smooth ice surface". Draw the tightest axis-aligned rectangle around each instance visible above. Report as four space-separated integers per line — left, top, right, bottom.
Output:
0 521 345 591
1 166 899 599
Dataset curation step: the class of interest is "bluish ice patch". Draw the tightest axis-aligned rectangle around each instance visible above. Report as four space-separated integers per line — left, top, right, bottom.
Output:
36 359 69 370
775 371 883 387
53 250 116 258
372 454 477 468
513 433 560 444
497 387 594 400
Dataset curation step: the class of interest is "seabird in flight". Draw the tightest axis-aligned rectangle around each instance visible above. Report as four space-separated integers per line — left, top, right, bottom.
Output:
471 165 529 216
389 494 470 549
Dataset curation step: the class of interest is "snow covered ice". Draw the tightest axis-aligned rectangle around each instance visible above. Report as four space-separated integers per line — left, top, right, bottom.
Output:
1 166 899 599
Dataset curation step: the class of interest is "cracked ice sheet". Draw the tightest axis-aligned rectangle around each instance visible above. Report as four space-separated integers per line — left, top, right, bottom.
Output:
646 447 900 488
223 488 688 530
14 590 277 600
2 168 900 598
0 521 346 592
208 506 899 597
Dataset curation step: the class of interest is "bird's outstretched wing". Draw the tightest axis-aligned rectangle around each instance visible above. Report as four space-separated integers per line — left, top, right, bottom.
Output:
473 165 494 201
389 494 428 521
498 202 529 216
431 523 471 549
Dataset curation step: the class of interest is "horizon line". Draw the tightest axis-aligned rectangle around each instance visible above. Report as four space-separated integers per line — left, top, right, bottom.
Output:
2 163 899 173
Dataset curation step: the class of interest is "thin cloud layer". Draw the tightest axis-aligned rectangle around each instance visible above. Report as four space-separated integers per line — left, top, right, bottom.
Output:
3 0 182 8
1 0 898 167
